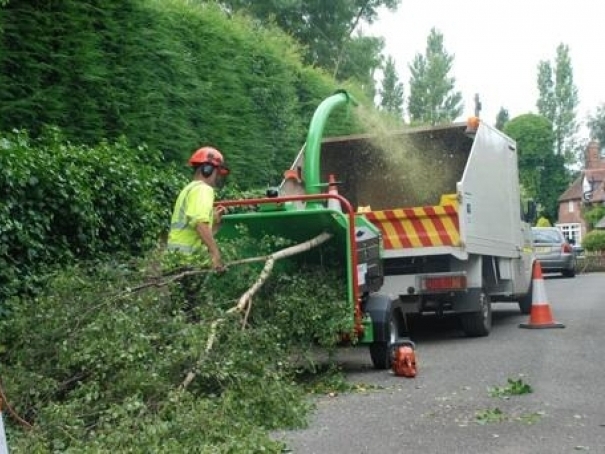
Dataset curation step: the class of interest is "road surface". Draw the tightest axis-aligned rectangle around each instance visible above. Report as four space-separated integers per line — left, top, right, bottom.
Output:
276 272 605 454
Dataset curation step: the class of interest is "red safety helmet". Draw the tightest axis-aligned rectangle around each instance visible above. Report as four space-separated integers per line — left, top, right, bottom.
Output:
188 146 229 176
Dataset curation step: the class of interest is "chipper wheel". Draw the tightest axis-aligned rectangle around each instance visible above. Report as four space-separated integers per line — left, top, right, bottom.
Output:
368 296 407 370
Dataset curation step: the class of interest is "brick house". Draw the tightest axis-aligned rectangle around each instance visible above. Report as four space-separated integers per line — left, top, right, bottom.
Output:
557 140 605 244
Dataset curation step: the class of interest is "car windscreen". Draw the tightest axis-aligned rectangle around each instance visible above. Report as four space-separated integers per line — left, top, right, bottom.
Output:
532 229 562 243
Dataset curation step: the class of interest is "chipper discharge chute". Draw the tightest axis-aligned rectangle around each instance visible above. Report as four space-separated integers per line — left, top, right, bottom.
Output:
216 91 405 370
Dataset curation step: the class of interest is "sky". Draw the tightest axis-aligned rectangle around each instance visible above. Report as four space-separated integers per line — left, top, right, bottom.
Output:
366 0 604 135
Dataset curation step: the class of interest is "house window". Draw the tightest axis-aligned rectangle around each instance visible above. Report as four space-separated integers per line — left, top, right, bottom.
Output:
556 223 581 245
568 200 574 213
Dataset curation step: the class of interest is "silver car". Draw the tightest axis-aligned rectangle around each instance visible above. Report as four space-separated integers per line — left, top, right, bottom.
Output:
531 227 576 278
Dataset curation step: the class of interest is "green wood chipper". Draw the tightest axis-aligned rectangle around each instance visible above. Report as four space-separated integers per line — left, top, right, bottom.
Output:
216 89 534 370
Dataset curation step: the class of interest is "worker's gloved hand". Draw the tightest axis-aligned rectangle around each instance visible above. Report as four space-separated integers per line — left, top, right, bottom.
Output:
211 253 226 274
213 205 227 224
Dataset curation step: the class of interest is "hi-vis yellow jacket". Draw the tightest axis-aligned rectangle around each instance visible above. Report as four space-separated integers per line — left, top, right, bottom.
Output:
167 181 214 254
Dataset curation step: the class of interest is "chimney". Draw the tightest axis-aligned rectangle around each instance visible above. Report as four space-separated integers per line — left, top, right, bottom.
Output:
585 140 604 170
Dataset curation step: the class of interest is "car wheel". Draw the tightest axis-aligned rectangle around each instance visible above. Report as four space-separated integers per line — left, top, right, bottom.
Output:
562 257 576 278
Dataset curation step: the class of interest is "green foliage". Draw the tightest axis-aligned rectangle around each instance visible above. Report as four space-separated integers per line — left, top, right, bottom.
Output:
408 28 463 125
0 232 353 451
583 205 605 230
587 104 605 149
336 33 385 100
495 107 510 131
488 378 533 398
0 129 185 302
218 0 400 83
536 216 552 227
504 114 569 221
536 43 579 163
582 229 605 252
0 0 367 189
379 55 404 118
475 408 506 425
475 408 543 425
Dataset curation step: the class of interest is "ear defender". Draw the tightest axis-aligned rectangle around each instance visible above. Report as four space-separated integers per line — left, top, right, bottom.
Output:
200 163 216 178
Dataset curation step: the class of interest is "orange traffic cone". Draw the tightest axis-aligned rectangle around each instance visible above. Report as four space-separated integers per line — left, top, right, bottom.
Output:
327 174 342 212
519 261 565 329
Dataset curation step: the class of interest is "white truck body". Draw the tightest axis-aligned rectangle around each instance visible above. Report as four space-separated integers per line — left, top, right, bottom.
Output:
319 119 534 336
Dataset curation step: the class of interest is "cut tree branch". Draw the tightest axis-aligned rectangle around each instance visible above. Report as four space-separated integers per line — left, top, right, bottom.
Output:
179 232 333 391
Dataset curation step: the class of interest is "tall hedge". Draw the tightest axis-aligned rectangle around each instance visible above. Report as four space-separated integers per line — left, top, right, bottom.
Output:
0 128 185 302
0 0 366 189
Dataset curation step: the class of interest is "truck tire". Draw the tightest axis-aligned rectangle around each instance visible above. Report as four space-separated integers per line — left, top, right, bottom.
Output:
369 306 403 370
460 289 492 337
518 280 533 315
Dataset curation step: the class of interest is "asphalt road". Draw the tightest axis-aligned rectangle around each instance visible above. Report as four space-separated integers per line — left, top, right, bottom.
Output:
276 272 605 454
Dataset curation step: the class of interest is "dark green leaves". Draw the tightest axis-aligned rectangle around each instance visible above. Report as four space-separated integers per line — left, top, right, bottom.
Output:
408 28 463 125
0 129 185 302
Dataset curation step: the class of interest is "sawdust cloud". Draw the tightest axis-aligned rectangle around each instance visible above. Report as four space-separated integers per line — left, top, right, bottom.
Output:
349 104 466 210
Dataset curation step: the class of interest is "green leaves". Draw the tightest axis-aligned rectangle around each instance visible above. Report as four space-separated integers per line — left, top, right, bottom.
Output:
504 113 569 222
488 378 533 399
474 378 538 426
536 43 580 163
0 232 353 451
475 408 506 425
0 0 365 189
582 230 605 252
379 55 404 118
587 104 605 147
0 129 185 302
408 28 463 125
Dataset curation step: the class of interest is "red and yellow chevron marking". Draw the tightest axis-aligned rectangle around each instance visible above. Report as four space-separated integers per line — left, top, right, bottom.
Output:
364 205 460 250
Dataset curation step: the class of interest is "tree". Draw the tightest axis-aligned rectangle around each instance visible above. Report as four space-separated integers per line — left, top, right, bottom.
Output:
407 28 463 125
587 103 605 147
337 32 385 100
536 43 579 162
495 107 509 131
504 114 569 221
217 0 400 81
379 55 404 117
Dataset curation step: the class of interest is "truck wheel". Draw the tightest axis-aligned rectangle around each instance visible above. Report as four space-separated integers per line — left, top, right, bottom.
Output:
369 308 402 370
460 289 492 337
518 280 533 315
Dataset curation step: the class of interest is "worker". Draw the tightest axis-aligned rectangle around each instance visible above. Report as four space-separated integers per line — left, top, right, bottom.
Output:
167 146 230 271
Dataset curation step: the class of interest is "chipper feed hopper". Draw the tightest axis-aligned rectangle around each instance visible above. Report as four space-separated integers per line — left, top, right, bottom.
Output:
216 91 396 369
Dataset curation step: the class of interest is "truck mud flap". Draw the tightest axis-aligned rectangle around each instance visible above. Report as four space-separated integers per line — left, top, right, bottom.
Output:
453 288 484 313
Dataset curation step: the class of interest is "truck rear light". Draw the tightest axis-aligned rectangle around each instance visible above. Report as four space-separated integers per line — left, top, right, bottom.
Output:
418 274 467 293
562 243 573 254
